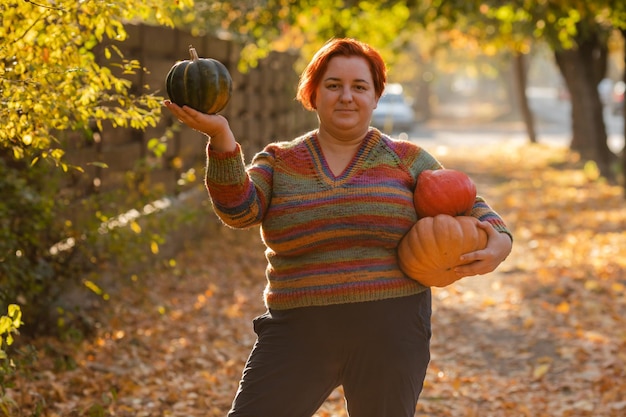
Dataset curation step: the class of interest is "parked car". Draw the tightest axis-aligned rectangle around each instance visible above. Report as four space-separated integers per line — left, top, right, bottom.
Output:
371 83 416 132
612 81 624 116
598 78 614 106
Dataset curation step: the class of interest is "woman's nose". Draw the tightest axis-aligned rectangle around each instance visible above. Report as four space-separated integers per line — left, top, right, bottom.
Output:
340 87 353 102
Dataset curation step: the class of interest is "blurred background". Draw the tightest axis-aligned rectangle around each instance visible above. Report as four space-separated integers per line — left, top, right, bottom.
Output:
1 1 626 415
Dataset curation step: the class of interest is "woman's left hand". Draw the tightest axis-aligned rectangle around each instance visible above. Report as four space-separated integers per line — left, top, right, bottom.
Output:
454 222 512 278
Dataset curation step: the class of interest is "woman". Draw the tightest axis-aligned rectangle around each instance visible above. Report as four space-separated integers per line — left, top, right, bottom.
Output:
165 38 512 417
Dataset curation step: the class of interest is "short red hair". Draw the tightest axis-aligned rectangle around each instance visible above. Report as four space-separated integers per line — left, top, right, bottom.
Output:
296 38 387 111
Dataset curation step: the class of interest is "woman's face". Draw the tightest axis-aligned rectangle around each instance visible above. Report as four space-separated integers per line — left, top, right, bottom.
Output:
314 55 379 139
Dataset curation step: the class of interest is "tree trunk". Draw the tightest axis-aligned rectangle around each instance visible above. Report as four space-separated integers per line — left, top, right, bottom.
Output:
415 71 433 121
553 30 617 179
512 52 537 144
620 29 626 198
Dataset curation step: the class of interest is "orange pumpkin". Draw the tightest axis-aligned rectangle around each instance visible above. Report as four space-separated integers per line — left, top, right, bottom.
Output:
398 214 488 287
414 169 476 218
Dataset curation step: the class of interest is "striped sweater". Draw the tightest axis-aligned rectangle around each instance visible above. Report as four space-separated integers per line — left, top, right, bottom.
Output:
205 128 510 310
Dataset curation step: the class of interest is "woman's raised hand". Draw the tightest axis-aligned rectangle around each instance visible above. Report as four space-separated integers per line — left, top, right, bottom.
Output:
163 101 237 152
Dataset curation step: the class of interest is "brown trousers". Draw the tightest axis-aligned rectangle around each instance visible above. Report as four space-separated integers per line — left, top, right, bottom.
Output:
227 290 432 417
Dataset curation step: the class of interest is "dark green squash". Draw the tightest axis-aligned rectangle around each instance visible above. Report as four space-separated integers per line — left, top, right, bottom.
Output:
165 45 232 114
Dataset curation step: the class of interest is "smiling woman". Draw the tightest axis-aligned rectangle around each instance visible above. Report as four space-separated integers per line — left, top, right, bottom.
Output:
312 55 379 173
163 37 512 417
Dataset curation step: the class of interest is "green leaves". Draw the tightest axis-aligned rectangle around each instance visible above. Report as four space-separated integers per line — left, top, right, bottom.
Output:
0 305 22 360
178 0 416 71
0 0 194 165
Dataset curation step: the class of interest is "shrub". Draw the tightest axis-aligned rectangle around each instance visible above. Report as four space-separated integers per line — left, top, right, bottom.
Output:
0 147 204 339
0 304 22 415
0 305 21 362
0 155 70 335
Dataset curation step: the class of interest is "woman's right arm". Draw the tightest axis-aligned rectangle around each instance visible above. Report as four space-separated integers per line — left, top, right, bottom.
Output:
164 101 271 229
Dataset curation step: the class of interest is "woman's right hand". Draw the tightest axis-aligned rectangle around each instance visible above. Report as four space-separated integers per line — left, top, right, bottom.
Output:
163 100 237 152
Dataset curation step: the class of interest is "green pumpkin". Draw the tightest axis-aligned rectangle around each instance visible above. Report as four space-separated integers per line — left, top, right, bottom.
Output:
165 45 232 114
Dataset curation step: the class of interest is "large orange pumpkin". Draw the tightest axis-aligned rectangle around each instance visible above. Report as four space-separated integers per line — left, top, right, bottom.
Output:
414 169 476 218
398 214 488 287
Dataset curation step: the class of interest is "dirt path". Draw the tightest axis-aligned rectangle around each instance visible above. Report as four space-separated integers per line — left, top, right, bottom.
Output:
420 143 626 417
8 142 626 417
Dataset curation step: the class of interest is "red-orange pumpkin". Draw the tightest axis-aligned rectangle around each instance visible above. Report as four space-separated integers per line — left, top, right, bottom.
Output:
397 214 488 287
414 169 476 218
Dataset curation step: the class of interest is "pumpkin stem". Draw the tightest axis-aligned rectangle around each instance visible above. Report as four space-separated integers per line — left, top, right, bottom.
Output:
189 45 199 61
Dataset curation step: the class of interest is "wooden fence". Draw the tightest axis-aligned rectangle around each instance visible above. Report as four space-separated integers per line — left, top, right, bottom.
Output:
61 24 317 213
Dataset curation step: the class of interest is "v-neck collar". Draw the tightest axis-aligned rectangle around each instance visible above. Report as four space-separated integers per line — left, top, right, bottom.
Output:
306 129 381 186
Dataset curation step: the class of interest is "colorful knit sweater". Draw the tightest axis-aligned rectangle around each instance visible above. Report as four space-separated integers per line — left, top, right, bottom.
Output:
205 128 510 310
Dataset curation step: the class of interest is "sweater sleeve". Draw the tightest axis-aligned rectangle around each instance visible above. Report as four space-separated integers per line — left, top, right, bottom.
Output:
205 143 273 229
395 138 513 241
470 196 513 241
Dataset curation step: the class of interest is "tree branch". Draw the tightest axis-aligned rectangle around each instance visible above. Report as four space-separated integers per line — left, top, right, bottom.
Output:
24 0 66 11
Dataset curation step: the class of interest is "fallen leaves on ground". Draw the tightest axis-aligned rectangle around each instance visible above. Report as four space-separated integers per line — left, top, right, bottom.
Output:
6 141 626 417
